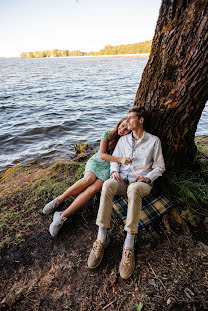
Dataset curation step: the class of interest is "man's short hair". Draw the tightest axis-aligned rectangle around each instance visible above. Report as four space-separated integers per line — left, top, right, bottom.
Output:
128 107 146 120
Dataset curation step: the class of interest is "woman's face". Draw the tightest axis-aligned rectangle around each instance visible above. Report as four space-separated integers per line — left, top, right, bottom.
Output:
118 120 130 136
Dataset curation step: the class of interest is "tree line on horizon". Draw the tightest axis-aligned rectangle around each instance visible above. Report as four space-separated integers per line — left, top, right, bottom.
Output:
20 40 152 58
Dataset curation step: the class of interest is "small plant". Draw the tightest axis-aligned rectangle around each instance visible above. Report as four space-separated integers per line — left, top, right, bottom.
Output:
169 171 208 208
135 302 143 311
73 142 93 155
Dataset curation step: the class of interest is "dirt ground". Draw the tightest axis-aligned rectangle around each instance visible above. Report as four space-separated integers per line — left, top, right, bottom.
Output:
0 139 208 311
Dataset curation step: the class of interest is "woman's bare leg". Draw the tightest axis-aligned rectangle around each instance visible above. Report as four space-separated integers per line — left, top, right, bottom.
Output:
58 171 96 203
61 179 104 218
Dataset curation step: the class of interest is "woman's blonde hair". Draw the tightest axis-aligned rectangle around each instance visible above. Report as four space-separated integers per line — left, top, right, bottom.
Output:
107 117 128 154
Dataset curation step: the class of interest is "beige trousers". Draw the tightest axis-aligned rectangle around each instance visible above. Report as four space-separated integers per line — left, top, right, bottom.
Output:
96 179 152 234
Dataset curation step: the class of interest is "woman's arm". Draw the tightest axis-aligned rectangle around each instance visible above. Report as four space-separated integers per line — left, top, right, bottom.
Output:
99 139 130 164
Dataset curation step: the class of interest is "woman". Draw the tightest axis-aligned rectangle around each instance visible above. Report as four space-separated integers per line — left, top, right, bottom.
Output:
43 117 131 237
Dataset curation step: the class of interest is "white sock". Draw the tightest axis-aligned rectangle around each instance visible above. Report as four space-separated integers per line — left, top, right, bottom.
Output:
97 227 107 243
124 232 135 250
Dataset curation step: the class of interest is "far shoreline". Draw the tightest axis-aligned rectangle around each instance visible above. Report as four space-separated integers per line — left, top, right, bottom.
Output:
62 53 150 59
0 53 150 59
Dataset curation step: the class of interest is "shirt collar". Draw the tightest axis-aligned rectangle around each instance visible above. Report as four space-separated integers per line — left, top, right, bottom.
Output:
131 130 146 143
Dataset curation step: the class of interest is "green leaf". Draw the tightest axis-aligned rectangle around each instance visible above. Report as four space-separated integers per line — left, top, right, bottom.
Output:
135 302 143 311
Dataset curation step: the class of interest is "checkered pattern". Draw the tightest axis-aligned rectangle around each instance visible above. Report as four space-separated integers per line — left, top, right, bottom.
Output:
113 193 173 229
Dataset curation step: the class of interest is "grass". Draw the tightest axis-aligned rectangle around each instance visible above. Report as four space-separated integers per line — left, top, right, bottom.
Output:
167 144 208 226
171 174 208 207
0 139 207 251
167 139 208 212
0 156 90 251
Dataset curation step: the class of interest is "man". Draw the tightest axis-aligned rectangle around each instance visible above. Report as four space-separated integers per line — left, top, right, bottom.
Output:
88 107 165 279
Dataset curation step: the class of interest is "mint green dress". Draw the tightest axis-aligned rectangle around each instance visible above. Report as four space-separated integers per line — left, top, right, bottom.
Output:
85 130 111 181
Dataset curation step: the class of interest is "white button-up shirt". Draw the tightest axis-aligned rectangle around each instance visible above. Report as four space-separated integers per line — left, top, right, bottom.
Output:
111 131 165 183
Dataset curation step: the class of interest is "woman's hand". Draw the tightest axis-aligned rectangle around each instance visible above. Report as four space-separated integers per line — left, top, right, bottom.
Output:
119 157 131 165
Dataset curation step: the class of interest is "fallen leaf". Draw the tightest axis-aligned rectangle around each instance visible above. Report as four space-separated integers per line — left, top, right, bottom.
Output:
135 302 143 311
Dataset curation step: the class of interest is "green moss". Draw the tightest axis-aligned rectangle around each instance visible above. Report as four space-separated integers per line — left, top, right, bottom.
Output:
197 145 208 156
0 223 6 232
26 204 37 212
35 178 47 186
53 183 67 197
51 161 81 172
48 173 57 179
0 165 22 181
0 155 90 251
0 236 12 249
198 158 208 170
0 199 37 250
75 166 85 180
16 233 25 244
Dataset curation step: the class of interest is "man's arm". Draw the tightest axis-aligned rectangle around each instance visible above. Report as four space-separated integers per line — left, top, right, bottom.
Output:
145 138 166 182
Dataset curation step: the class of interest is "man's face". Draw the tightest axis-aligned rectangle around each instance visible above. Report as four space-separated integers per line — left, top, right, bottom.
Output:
126 112 143 131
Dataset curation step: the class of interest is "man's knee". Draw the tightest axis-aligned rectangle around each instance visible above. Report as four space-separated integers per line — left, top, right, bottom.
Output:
127 182 148 197
102 178 118 193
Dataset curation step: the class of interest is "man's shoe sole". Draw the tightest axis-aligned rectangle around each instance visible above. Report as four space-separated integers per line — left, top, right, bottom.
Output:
119 262 135 279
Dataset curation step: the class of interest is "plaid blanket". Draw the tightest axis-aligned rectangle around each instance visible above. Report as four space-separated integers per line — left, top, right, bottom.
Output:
113 193 174 230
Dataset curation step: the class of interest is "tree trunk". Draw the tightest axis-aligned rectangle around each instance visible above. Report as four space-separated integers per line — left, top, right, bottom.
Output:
134 0 208 169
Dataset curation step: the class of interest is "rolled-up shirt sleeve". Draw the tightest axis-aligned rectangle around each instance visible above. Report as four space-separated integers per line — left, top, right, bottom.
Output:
145 138 166 182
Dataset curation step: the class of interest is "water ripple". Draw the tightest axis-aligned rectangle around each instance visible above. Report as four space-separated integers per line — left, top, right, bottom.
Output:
0 57 207 172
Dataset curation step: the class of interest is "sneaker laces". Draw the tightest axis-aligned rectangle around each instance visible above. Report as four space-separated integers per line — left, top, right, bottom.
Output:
122 249 133 266
92 240 103 258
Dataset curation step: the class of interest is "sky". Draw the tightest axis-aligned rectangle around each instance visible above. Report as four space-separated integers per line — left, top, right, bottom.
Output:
0 0 162 57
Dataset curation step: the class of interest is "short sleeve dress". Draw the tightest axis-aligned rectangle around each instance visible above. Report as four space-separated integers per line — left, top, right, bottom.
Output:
84 130 111 181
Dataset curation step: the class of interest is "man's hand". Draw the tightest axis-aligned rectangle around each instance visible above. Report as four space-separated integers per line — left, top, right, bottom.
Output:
134 175 151 183
110 172 123 182
119 157 131 165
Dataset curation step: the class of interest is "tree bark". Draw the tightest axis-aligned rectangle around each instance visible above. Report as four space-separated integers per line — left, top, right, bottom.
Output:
134 0 208 169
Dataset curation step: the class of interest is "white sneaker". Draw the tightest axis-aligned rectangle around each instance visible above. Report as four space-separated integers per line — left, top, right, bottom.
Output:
43 198 60 215
49 211 67 237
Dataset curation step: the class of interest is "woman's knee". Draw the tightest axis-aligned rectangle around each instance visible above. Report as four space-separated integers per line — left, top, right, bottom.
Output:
83 172 96 185
85 183 102 196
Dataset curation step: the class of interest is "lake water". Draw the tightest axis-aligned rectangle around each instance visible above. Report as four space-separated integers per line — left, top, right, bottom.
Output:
0 57 207 173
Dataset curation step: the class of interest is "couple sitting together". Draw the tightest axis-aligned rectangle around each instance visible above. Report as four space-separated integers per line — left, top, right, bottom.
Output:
43 106 165 279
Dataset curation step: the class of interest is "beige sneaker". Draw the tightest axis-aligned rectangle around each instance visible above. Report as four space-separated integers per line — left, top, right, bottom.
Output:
119 248 135 279
87 236 110 269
